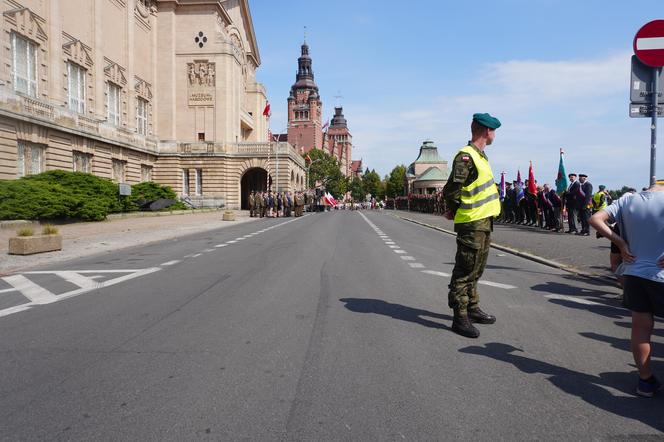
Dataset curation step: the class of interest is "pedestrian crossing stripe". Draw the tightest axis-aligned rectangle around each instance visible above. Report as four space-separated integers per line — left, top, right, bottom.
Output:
0 268 161 318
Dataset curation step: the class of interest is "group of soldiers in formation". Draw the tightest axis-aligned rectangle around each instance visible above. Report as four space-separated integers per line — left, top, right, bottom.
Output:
497 174 615 235
247 190 314 218
392 173 616 236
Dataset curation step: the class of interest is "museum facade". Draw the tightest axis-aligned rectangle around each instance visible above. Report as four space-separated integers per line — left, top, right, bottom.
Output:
0 0 306 209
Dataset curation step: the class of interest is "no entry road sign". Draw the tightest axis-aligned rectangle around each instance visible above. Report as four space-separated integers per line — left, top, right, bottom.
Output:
634 20 664 67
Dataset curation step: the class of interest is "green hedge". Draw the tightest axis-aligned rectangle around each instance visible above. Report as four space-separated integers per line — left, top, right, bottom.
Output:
0 171 183 221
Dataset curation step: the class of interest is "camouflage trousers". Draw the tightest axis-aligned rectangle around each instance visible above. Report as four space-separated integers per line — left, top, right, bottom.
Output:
448 228 491 314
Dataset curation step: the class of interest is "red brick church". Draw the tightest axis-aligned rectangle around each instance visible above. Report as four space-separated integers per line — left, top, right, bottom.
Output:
283 41 358 177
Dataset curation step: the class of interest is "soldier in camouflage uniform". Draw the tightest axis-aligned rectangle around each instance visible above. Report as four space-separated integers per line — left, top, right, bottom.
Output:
248 190 256 217
443 113 502 338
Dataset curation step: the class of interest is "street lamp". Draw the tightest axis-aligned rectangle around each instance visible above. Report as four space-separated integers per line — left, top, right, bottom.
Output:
271 125 289 193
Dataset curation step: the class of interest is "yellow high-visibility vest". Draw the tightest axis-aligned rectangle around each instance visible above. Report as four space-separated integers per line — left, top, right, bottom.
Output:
592 192 607 211
454 145 501 224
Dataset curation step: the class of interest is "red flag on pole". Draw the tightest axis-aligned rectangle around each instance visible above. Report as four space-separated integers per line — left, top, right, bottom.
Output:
527 161 537 195
305 154 312 163
262 101 271 117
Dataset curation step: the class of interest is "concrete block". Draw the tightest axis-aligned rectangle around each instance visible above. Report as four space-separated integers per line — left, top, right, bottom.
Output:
222 211 235 221
8 235 62 255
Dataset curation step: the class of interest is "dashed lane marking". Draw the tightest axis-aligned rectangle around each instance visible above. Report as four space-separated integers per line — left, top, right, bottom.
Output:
214 244 228 248
409 263 425 268
191 253 203 258
422 270 451 277
161 260 181 266
203 249 215 253
420 269 517 290
478 280 518 290
543 294 604 306
394 250 406 254
401 256 415 261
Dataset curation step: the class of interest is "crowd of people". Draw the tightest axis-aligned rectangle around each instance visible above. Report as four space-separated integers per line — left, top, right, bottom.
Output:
247 190 313 218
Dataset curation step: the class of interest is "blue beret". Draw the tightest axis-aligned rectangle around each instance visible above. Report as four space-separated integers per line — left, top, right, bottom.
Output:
473 113 501 129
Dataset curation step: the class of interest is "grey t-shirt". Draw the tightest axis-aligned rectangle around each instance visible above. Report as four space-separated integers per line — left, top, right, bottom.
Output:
605 190 664 282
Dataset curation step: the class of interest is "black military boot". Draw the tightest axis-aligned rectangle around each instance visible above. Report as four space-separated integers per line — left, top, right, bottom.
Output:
452 313 480 338
468 307 496 324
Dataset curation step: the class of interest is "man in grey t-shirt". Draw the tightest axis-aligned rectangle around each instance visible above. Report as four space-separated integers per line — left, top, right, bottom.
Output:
590 181 664 398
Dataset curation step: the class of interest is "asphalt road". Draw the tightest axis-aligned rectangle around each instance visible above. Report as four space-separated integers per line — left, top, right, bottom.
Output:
0 211 662 441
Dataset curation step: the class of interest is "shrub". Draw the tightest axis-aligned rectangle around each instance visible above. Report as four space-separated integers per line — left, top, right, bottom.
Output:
0 171 121 221
0 172 185 221
16 227 34 236
42 224 59 235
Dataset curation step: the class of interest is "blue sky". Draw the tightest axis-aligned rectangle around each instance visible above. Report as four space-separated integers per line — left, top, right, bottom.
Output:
251 0 663 190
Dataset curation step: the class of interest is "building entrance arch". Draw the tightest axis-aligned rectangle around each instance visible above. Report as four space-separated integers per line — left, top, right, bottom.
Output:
241 167 268 210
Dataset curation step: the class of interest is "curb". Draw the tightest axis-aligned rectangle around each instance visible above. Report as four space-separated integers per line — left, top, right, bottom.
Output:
393 213 617 286
0 220 40 230
106 208 224 220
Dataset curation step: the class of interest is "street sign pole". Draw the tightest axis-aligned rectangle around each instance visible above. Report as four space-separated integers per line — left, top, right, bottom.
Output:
633 20 664 186
652 67 660 186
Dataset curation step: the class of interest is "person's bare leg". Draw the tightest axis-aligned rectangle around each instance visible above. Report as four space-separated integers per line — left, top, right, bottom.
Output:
632 311 654 379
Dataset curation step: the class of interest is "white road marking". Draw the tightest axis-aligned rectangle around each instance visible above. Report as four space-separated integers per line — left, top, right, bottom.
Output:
242 235 252 238
544 294 603 306
0 268 161 318
389 245 400 249
401 256 415 261
420 270 516 290
3 275 57 304
422 270 451 277
394 250 406 254
203 249 215 253
385 241 395 245
409 263 425 268
191 253 202 258
0 287 19 294
235 238 245 241
227 240 237 244
161 260 182 266
58 271 101 290
214 244 228 248
478 280 518 290
183 253 196 258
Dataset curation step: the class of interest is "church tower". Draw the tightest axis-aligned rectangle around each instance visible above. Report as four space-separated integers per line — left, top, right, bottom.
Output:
287 42 323 153
325 106 353 176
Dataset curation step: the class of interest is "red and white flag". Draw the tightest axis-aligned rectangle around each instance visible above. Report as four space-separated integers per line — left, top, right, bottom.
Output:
262 101 271 117
322 120 329 130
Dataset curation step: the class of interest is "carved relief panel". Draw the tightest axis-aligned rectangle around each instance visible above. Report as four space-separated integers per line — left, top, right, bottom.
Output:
187 61 215 106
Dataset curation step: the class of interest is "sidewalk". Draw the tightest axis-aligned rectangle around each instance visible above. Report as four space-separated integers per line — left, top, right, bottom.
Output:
391 210 614 281
0 210 257 276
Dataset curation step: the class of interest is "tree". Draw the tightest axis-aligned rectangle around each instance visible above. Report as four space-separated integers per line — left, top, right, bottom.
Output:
385 164 407 198
303 149 347 198
362 169 382 199
348 176 364 201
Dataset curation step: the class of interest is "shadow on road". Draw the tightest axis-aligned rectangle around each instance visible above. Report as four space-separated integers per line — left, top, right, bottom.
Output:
580 332 664 361
530 280 627 320
459 342 664 434
339 298 452 330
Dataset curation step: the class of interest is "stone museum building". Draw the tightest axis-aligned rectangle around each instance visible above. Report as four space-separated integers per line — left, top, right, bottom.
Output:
405 140 449 194
0 0 306 209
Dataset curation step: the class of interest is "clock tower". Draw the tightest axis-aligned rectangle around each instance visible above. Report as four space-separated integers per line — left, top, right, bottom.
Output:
287 42 323 153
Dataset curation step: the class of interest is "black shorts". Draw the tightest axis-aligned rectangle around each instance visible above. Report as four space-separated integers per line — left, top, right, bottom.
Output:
610 224 620 254
622 275 664 317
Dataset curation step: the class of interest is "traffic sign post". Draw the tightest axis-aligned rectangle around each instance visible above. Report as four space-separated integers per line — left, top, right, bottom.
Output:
633 20 664 186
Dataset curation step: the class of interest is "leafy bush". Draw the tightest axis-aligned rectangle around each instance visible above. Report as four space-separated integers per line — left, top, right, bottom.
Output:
0 172 186 221
1 171 120 221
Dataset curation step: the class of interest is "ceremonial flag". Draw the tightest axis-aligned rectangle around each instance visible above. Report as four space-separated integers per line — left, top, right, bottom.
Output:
499 172 506 201
305 154 312 163
516 170 524 202
322 120 329 130
555 148 569 194
527 161 537 195
262 101 271 117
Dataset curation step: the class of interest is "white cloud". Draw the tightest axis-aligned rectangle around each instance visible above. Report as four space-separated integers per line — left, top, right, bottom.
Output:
351 51 658 189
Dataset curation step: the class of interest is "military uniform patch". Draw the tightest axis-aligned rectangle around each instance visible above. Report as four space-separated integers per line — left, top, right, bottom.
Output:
461 155 470 162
